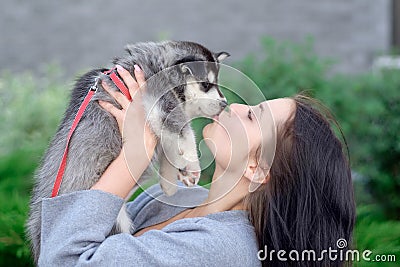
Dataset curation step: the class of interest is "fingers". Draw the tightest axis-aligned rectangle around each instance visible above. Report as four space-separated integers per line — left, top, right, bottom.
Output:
99 64 148 132
133 65 146 89
116 64 146 99
101 80 130 109
98 100 124 127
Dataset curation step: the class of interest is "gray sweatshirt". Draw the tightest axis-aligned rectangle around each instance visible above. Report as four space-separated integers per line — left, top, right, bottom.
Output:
39 183 261 266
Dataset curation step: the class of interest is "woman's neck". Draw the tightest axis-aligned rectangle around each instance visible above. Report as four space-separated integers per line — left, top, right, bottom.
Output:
185 164 249 218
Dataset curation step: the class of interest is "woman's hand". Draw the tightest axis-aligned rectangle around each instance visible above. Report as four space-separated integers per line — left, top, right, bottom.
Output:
91 65 157 198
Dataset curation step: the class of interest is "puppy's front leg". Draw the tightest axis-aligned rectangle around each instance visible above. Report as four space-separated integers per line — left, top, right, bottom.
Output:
158 150 179 196
159 128 200 190
176 129 201 187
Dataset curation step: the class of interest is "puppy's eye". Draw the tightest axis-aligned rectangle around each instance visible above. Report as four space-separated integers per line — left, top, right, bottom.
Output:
248 109 253 121
201 82 212 90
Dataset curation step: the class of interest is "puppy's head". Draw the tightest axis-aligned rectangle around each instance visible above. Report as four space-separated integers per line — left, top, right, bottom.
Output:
174 51 230 118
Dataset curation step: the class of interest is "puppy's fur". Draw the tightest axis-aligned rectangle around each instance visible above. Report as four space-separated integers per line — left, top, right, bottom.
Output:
26 40 229 263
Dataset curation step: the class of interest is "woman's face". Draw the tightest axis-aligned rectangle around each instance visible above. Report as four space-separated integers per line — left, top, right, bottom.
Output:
203 98 295 173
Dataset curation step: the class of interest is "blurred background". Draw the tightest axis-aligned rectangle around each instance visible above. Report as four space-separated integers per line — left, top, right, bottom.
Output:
0 0 395 76
0 0 399 266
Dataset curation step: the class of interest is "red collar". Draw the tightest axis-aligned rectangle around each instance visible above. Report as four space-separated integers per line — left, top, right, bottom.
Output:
103 67 132 101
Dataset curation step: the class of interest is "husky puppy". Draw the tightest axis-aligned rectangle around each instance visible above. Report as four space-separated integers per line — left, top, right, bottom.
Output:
26 40 229 263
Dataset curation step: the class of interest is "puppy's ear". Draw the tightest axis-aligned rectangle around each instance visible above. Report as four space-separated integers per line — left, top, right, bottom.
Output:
215 52 230 62
180 64 194 75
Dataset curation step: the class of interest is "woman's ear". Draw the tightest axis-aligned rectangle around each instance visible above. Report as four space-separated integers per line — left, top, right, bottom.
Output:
244 159 269 186
249 167 269 193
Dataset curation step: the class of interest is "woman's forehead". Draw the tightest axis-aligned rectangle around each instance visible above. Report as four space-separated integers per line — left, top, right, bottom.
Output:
262 98 295 124
253 98 295 168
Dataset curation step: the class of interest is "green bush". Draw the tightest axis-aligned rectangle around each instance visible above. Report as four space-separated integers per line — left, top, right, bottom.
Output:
354 205 400 266
0 67 67 266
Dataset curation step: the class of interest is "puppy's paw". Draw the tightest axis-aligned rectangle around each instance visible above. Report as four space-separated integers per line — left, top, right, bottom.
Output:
178 161 201 187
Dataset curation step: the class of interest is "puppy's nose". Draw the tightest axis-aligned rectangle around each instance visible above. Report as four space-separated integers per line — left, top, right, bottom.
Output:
219 100 228 109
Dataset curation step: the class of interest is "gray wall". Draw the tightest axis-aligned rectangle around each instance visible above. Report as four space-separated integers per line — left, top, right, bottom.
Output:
0 0 391 78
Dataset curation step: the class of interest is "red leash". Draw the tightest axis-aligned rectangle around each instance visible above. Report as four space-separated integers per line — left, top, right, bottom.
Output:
51 68 132 197
104 68 132 101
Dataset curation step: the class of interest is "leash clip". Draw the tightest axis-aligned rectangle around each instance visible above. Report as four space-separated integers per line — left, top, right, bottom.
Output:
90 77 100 92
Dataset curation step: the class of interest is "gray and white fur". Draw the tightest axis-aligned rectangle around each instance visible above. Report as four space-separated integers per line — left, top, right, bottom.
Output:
26 40 229 263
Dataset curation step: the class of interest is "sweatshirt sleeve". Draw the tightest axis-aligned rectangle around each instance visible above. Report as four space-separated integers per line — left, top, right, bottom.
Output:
39 190 253 267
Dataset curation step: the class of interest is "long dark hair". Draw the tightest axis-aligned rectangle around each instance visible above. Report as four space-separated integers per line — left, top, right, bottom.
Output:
245 94 356 266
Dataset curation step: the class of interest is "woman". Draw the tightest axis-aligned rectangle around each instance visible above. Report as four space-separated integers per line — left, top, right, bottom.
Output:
39 65 355 266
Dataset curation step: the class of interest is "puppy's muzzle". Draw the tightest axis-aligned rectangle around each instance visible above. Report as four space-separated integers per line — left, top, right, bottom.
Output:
219 100 228 110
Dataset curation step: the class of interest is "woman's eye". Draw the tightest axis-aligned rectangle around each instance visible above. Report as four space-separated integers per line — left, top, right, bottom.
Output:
248 109 253 121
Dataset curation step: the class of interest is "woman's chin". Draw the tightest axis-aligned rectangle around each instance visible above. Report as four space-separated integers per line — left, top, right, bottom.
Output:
202 123 213 138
